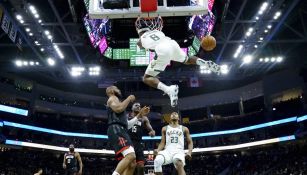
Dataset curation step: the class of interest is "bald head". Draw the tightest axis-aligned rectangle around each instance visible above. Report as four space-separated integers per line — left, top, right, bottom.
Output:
106 86 121 97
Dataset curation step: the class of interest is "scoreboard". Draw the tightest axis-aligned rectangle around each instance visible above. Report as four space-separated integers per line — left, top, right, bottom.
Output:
188 46 197 56
113 49 130 60
103 47 112 58
130 38 151 66
192 36 201 52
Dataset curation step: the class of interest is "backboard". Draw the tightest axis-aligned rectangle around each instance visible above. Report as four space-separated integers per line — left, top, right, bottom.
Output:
89 0 208 19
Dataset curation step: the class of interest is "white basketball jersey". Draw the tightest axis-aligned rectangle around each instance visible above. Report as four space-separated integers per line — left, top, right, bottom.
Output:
140 30 170 50
165 125 185 150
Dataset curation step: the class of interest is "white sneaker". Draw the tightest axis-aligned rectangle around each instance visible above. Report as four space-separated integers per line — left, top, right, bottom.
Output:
198 59 221 74
167 85 179 107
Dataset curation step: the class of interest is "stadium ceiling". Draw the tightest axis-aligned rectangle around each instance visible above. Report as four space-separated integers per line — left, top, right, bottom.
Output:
0 0 306 84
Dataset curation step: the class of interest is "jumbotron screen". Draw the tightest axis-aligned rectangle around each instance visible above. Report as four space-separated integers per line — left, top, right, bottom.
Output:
129 39 188 66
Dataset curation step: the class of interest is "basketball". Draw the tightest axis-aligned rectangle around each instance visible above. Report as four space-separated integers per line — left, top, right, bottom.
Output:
201 35 216 51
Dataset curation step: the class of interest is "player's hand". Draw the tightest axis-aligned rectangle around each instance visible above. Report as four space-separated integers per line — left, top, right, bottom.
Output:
128 95 136 103
148 130 155 137
63 164 66 169
139 106 150 117
185 152 192 161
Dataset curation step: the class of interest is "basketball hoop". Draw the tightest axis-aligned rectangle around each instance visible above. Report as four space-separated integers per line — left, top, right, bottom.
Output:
135 16 164 33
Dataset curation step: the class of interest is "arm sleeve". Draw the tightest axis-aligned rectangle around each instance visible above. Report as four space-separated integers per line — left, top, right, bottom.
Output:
127 117 138 129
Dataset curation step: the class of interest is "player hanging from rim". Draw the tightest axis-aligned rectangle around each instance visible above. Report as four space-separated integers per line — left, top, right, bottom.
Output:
136 18 221 107
106 86 150 175
154 112 193 175
63 144 83 175
128 102 156 175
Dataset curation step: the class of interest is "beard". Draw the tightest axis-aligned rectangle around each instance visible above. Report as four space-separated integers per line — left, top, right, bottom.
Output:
171 119 178 122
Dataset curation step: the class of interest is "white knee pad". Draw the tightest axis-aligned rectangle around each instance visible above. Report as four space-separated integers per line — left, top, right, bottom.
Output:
154 155 164 172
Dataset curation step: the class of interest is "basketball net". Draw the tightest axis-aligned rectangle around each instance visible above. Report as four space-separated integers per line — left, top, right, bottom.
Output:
135 16 164 32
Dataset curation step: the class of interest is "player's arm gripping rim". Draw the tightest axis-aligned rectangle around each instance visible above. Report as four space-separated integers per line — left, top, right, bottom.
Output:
63 153 67 169
144 116 155 137
76 152 83 175
184 126 193 160
107 95 135 113
155 126 166 154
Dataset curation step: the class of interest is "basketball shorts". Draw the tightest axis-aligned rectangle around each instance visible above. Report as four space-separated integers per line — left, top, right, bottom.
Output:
145 39 187 77
107 124 134 161
132 140 145 164
65 167 78 175
158 149 185 167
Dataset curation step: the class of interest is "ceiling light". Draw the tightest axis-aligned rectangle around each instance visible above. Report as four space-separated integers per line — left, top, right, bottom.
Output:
38 20 42 23
255 16 259 20
259 58 263 62
274 11 281 20
264 29 268 33
220 64 229 74
243 55 253 64
276 56 283 62
25 28 30 32
29 33 33 36
16 15 22 20
34 14 39 18
30 61 34 66
259 37 264 41
267 25 272 29
47 35 52 40
271 57 276 62
35 62 40 65
248 28 253 32
44 30 50 35
40 48 44 52
260 2 268 11
20 20 24 24
265 57 269 62
29 5 35 11
254 45 258 48
15 60 23 67
47 58 55 66
23 61 28 66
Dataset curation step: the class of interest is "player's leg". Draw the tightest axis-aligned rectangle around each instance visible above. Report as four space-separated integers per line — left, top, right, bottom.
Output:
185 56 221 74
108 125 137 175
113 150 136 175
135 162 145 175
170 40 220 74
154 154 164 175
134 142 145 175
122 159 136 175
143 62 178 107
174 159 186 175
172 152 186 175
154 150 172 175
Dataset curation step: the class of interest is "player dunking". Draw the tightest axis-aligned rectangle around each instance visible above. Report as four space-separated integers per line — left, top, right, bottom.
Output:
128 102 156 175
63 144 83 175
106 86 150 175
136 21 221 107
154 112 193 175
